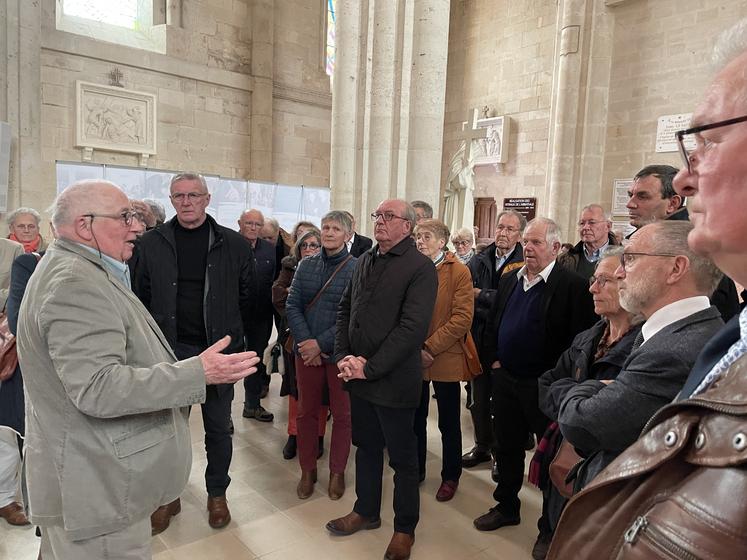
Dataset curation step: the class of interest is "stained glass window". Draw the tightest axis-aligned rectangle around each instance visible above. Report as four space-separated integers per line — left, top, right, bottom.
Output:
62 0 140 29
325 0 336 81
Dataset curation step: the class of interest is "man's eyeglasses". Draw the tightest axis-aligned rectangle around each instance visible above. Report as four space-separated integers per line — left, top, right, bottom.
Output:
496 225 519 233
589 275 615 288
675 114 747 173
578 220 602 228
300 242 320 250
170 192 208 203
619 251 677 271
83 210 142 227
371 212 407 223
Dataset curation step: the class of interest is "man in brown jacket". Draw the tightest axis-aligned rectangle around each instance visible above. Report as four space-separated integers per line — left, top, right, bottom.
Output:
548 18 747 560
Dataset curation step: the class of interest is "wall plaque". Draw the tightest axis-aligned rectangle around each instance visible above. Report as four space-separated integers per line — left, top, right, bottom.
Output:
75 81 157 167
655 113 695 153
503 197 536 221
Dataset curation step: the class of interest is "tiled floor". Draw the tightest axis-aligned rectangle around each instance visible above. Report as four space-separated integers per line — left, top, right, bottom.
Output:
1 374 541 559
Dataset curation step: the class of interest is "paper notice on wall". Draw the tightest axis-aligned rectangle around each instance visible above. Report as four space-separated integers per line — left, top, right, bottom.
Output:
656 113 695 153
612 178 633 216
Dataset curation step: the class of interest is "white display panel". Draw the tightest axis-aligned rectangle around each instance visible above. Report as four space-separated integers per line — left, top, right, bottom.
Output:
55 162 330 231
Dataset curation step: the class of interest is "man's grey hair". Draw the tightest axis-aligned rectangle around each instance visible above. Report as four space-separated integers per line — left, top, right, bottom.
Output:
47 180 122 229
411 200 433 219
526 217 561 246
713 18 747 70
496 210 527 232
648 221 723 295
7 207 41 226
170 172 208 193
599 244 624 261
322 210 353 234
581 203 612 223
402 201 418 231
263 217 280 235
142 198 166 224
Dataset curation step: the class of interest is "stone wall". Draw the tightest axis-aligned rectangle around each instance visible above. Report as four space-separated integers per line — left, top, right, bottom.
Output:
1 0 331 215
442 0 557 226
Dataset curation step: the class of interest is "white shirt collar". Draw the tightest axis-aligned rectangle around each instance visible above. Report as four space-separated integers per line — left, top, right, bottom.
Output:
346 232 356 252
516 259 555 291
641 296 711 345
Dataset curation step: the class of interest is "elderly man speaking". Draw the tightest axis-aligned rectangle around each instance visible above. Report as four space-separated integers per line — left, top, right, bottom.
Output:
17 180 259 559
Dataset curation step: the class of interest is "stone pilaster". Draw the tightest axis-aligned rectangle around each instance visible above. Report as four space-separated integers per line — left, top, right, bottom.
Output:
329 0 450 235
250 0 274 182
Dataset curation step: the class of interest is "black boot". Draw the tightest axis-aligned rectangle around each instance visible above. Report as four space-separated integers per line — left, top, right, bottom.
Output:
283 435 297 460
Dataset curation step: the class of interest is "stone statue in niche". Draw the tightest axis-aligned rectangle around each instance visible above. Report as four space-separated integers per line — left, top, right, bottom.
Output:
443 140 476 237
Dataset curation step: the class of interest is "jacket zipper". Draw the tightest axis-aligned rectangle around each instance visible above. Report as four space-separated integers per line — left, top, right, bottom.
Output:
641 398 747 436
623 516 701 560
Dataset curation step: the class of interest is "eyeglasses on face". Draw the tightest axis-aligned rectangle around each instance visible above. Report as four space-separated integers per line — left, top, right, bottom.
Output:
83 210 142 227
300 242 320 250
578 220 603 228
453 240 471 247
619 251 677 271
589 275 616 288
371 211 407 223
675 114 747 173
170 192 208 203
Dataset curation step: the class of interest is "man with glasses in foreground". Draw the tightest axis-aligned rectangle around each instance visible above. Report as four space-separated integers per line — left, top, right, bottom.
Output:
326 199 437 560
549 19 747 559
134 173 257 533
18 180 258 558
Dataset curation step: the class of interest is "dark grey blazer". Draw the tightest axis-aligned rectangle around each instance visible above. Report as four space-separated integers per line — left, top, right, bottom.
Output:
557 305 723 489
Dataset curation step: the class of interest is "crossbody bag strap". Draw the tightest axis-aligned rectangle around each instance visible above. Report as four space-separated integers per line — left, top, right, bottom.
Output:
306 254 353 312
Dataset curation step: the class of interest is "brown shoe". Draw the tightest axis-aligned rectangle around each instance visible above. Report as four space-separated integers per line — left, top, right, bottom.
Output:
328 472 345 500
297 469 317 499
150 498 181 536
385 531 415 560
325 510 382 536
206 495 231 529
0 501 30 526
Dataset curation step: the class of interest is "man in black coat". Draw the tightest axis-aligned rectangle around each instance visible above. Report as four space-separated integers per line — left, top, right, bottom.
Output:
473 218 597 553
462 210 525 472
556 204 619 280
326 199 437 560
344 212 373 257
133 173 256 531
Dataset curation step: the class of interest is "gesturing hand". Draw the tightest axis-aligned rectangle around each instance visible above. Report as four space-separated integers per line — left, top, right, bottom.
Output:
199 336 260 385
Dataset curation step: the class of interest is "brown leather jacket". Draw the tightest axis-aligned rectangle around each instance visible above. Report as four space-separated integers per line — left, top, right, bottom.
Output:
548 353 747 559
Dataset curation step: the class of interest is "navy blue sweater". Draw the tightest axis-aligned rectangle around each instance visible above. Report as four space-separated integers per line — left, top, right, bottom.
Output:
496 280 547 377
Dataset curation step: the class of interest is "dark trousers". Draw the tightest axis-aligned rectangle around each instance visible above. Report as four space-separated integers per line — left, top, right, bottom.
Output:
243 316 273 409
491 368 550 523
350 393 419 535
468 370 495 452
414 380 462 483
175 342 233 497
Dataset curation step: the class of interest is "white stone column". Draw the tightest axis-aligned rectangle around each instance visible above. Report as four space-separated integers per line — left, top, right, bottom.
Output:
330 0 450 235
546 0 591 237
1 0 43 210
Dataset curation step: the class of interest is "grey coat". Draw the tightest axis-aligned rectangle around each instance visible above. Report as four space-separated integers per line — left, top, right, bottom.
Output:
17 239 206 541
557 305 723 489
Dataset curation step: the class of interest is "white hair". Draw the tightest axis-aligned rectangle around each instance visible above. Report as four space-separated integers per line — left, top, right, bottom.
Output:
713 18 747 70
527 217 562 246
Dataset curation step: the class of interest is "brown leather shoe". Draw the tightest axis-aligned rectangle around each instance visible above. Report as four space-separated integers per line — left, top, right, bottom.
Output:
328 472 345 500
207 495 231 529
385 531 415 560
150 498 181 536
325 510 382 536
0 501 30 526
297 469 317 499
435 480 458 502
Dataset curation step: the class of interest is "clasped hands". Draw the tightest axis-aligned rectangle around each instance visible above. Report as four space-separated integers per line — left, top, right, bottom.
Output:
298 338 328 366
337 355 367 382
